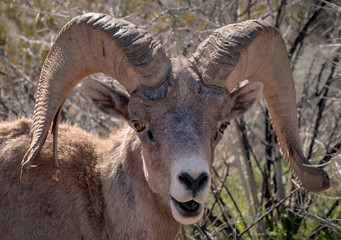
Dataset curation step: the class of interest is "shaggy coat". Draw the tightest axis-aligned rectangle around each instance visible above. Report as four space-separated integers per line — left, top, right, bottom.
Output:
0 118 179 239
0 12 330 240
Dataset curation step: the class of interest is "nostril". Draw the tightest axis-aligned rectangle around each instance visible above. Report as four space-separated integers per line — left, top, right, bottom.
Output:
197 173 209 188
178 173 194 189
178 172 209 195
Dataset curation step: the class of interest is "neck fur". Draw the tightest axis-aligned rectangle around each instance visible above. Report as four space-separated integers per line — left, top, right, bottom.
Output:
98 127 180 239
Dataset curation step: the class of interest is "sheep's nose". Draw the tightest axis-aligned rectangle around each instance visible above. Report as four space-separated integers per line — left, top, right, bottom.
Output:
178 172 209 197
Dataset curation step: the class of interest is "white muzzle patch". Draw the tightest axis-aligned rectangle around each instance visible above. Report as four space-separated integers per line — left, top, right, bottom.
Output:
169 156 211 225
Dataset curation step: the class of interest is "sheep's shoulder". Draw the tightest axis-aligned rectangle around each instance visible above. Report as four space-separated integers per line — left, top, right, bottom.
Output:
0 118 108 239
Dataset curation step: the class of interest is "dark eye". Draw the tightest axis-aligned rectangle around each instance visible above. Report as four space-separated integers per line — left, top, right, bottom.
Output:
219 121 230 133
132 120 145 132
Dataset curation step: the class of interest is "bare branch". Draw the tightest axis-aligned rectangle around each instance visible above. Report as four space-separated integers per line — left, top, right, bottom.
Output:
238 188 300 238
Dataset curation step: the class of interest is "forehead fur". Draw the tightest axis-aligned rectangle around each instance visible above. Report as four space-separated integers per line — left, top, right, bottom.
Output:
131 56 230 103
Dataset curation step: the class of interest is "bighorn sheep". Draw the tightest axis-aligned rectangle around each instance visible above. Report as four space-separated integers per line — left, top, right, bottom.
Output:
0 13 329 239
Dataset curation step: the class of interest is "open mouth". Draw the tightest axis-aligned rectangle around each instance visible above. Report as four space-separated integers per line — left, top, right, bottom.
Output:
171 196 201 217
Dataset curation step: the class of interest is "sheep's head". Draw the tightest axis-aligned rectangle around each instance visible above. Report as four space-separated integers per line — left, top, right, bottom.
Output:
21 13 330 225
82 57 262 224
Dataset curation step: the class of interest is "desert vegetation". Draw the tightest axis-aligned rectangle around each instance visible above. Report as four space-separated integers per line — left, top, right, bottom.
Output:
0 0 340 239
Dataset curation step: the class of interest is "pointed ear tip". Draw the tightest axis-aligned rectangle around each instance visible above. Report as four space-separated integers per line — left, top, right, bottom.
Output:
81 79 99 87
252 82 264 91
80 79 110 93
80 79 94 89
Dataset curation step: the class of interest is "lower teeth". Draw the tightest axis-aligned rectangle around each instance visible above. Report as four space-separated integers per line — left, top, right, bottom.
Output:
179 200 199 212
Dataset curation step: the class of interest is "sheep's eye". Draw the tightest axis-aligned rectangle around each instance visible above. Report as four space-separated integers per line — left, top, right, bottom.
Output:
132 120 145 132
219 121 230 133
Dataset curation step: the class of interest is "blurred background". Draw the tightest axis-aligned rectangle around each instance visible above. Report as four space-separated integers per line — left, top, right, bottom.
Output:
0 0 340 239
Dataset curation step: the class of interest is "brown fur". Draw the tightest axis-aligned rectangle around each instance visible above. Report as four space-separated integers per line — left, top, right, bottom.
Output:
0 118 179 239
0 58 263 239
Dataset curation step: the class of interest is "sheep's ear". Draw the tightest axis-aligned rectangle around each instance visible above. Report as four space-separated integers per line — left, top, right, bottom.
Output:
81 79 130 121
229 82 263 120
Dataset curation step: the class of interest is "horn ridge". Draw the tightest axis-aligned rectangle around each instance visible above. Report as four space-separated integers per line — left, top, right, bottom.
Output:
190 20 278 88
21 13 169 180
191 20 330 192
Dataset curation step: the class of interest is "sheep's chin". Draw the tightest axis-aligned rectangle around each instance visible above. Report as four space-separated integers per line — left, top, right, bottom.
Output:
170 196 204 225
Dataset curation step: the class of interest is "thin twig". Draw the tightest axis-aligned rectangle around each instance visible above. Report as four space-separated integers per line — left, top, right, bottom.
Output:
300 210 341 232
289 0 329 58
0 2 70 18
237 188 300 238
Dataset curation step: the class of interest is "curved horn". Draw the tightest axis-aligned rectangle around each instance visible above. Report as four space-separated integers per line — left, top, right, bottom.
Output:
21 13 169 179
190 20 329 192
